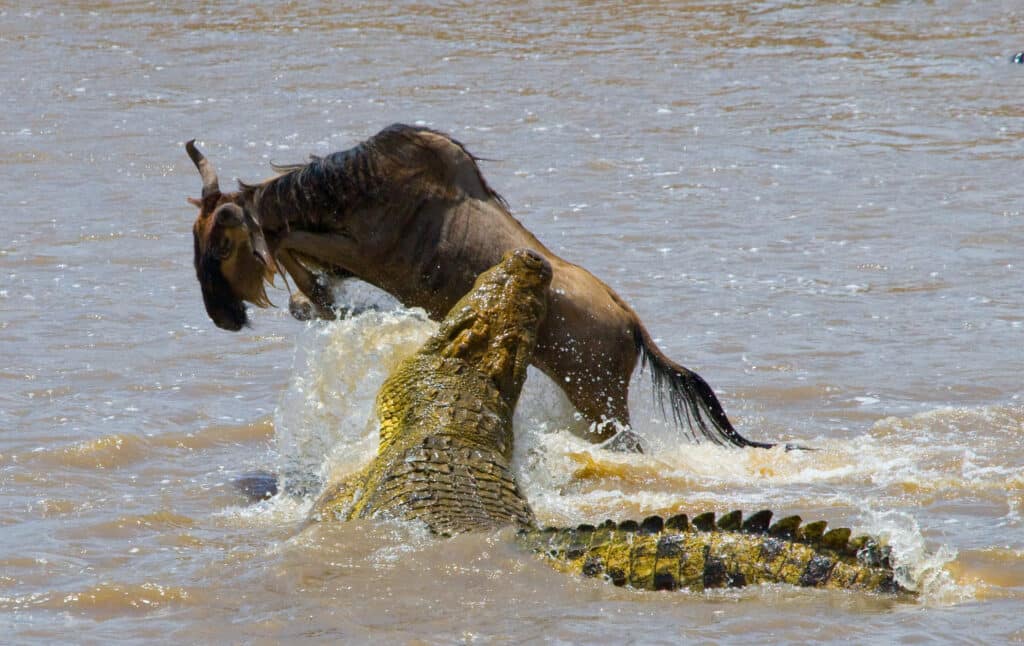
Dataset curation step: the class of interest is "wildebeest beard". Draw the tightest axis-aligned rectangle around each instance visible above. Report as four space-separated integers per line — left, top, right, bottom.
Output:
193 231 247 331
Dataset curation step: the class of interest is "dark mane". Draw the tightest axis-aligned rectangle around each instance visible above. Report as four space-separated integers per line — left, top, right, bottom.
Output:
239 140 380 232
239 124 507 230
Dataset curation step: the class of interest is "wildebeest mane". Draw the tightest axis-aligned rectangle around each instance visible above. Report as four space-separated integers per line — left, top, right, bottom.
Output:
238 124 507 231
238 141 379 232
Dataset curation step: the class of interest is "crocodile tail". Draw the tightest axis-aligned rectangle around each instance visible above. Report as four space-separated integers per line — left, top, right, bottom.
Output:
518 510 906 594
634 325 773 448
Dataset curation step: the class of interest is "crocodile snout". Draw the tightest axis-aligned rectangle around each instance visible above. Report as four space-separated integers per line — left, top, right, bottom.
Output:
508 248 552 282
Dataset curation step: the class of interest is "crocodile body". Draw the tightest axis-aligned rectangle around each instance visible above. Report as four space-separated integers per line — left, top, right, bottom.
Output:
312 248 548 534
521 511 898 592
310 249 906 594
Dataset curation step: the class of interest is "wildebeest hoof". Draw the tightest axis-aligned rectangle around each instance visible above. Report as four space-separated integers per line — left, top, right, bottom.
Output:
783 442 816 452
289 293 315 320
602 429 646 454
289 292 337 322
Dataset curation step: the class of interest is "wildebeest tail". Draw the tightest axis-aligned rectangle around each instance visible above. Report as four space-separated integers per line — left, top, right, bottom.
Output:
635 325 773 448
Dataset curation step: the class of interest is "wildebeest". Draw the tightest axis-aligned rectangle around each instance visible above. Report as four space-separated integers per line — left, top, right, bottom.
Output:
187 124 773 449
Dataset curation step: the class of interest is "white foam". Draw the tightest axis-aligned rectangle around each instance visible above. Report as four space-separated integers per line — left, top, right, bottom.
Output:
273 307 435 487
262 305 1007 600
269 308 926 506
861 509 967 604
217 490 313 526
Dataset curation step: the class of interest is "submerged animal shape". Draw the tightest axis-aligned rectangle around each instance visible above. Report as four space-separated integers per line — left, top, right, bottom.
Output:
309 249 907 594
186 124 773 449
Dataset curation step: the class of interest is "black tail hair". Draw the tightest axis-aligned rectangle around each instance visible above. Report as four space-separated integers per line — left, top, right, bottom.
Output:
635 327 773 448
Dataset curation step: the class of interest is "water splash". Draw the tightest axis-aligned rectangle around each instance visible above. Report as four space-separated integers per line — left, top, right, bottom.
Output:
862 509 966 604
273 306 434 493
264 305 1012 600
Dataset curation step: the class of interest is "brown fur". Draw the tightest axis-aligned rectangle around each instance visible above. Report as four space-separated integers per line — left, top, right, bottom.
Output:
187 125 772 448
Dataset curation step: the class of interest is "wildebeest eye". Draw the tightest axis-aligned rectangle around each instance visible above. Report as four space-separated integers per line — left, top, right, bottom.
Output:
214 203 244 227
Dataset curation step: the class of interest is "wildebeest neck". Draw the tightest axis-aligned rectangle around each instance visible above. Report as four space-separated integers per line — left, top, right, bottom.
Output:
239 142 382 236
239 125 545 309
238 124 504 235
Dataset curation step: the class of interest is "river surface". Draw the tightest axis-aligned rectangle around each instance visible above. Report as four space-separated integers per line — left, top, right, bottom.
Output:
2 1 1023 642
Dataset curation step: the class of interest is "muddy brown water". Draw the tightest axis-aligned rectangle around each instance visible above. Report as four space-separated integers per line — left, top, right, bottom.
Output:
2 1 1023 642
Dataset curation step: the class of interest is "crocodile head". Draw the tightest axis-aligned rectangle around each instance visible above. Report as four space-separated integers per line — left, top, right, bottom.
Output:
422 248 552 407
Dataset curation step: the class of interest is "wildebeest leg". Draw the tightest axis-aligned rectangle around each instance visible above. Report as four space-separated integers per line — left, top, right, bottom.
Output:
566 380 645 452
568 380 630 439
277 231 432 318
276 232 368 277
288 291 322 321
534 351 646 452
276 249 337 321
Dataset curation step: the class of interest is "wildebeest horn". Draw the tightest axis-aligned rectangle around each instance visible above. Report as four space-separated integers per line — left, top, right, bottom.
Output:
185 139 220 199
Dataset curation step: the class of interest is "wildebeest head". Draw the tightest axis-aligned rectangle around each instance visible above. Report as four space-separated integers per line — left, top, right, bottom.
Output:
187 140 275 331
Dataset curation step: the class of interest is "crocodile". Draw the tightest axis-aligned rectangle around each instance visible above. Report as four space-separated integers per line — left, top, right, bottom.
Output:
310 248 907 594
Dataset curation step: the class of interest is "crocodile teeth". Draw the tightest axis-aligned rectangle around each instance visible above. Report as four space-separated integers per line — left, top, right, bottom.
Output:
769 515 801 539
639 515 664 534
691 512 716 532
798 520 828 545
847 535 870 556
742 509 773 534
664 513 689 531
617 519 640 532
717 510 743 531
821 527 852 551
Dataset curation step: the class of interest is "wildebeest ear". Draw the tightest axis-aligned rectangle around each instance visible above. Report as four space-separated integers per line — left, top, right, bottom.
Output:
187 196 203 208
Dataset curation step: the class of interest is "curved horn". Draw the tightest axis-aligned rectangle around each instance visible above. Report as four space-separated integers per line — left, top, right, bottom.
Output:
185 139 220 199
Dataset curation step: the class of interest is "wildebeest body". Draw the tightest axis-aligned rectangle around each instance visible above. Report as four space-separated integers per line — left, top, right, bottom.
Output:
187 124 771 448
